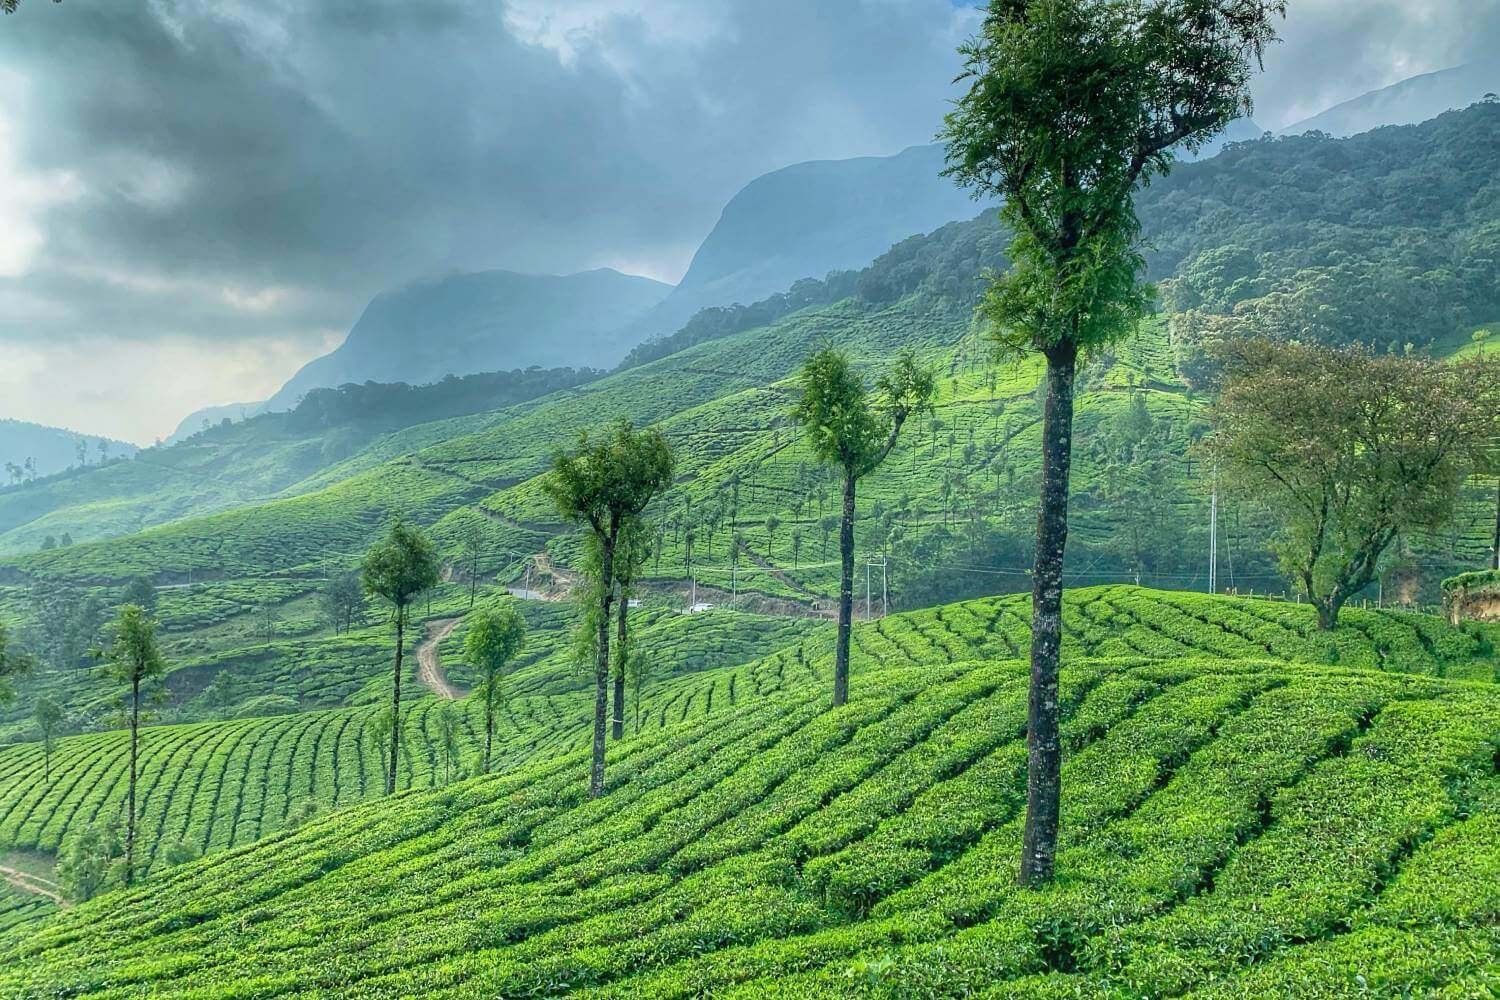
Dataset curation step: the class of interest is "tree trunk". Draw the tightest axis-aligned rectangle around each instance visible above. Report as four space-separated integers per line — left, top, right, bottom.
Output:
1314 590 1344 631
125 675 139 887
612 585 629 741
387 609 404 796
1019 341 1077 889
483 681 495 774
590 541 615 798
1492 477 1499 571
834 472 856 707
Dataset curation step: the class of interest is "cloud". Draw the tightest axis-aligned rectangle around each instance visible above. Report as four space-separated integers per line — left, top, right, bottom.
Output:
0 0 979 441
0 0 1493 441
1251 0 1500 128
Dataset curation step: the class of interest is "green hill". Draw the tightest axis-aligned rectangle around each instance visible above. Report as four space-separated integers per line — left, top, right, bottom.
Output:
0 593 1493 995
0 588 1489 881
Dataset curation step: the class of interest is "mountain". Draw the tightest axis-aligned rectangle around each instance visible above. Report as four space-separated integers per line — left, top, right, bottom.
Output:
254 267 667 417
1283 62 1498 137
0 419 138 482
624 143 985 343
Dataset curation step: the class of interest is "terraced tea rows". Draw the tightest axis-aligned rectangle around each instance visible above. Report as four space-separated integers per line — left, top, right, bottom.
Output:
0 588 1488 881
0 650 1492 997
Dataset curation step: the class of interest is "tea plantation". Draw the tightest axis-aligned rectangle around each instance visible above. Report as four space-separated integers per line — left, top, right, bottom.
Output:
0 587 1491 885
0 636 1493 996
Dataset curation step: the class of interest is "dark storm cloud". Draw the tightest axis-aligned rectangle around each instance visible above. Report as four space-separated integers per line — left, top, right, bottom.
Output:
0 0 977 350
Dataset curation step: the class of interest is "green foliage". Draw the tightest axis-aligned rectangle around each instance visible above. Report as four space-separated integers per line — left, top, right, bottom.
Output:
465 602 527 772
1209 341 1499 627
54 824 119 903
361 520 441 614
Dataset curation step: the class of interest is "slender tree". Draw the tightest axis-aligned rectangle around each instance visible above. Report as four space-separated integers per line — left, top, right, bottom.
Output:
464 602 527 773
462 522 484 609
361 520 441 795
941 0 1282 888
34 694 63 784
791 348 934 707
94 605 165 886
546 419 673 798
612 516 651 741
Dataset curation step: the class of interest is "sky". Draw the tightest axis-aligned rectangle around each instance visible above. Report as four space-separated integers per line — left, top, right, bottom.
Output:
1 0 1497 444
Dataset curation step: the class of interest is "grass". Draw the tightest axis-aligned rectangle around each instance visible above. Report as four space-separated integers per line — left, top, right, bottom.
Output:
0 628 1492 995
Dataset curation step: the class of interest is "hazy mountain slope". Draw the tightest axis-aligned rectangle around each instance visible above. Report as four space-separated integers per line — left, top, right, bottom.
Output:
1283 62 1498 136
248 267 667 417
624 144 984 343
0 420 137 481
0 369 598 556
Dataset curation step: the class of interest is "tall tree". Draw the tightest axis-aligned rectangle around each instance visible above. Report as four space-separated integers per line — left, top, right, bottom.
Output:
1208 341 1498 628
791 348 934 707
34 694 64 784
941 0 1282 888
319 571 366 634
546 419 673 798
611 516 651 741
361 520 441 795
0 621 33 707
462 522 485 609
464 603 527 773
94 604 166 886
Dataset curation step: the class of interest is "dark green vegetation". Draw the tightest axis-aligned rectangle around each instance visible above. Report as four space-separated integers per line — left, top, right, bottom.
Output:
0 586 1494 995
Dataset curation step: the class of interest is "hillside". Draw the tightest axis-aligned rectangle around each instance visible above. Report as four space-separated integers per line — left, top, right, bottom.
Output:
1283 63 1499 137
11 105 1498 579
6 105 1500 741
0 421 136 483
0 589 1493 995
0 367 598 556
0 587 1490 880
262 268 669 413
628 144 984 343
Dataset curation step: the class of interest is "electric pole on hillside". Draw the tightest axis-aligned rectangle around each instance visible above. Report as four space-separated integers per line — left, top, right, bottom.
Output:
1208 464 1218 595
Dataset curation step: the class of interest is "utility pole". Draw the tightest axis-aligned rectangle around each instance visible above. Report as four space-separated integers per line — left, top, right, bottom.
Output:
881 556 888 618
1208 466 1218 595
865 562 871 622
691 577 696 610
523 558 533 599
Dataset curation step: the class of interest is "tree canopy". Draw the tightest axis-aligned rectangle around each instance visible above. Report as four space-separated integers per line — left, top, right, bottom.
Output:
1208 339 1500 628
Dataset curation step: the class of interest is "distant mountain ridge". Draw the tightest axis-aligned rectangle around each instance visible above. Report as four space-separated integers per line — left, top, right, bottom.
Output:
263 267 669 412
0 419 138 483
1283 62 1498 137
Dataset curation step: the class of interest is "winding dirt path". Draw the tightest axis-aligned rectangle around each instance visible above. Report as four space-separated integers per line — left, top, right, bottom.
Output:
415 617 464 700
0 865 67 908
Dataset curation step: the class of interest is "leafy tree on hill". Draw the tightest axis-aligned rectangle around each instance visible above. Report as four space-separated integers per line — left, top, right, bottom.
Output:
547 419 674 798
94 604 166 886
0 621 34 707
791 347 934 707
56 824 119 904
120 576 157 614
464 602 527 773
941 0 1282 888
1208 340 1498 630
319 570 366 635
33 694 63 783
361 520 441 795
437 703 463 785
